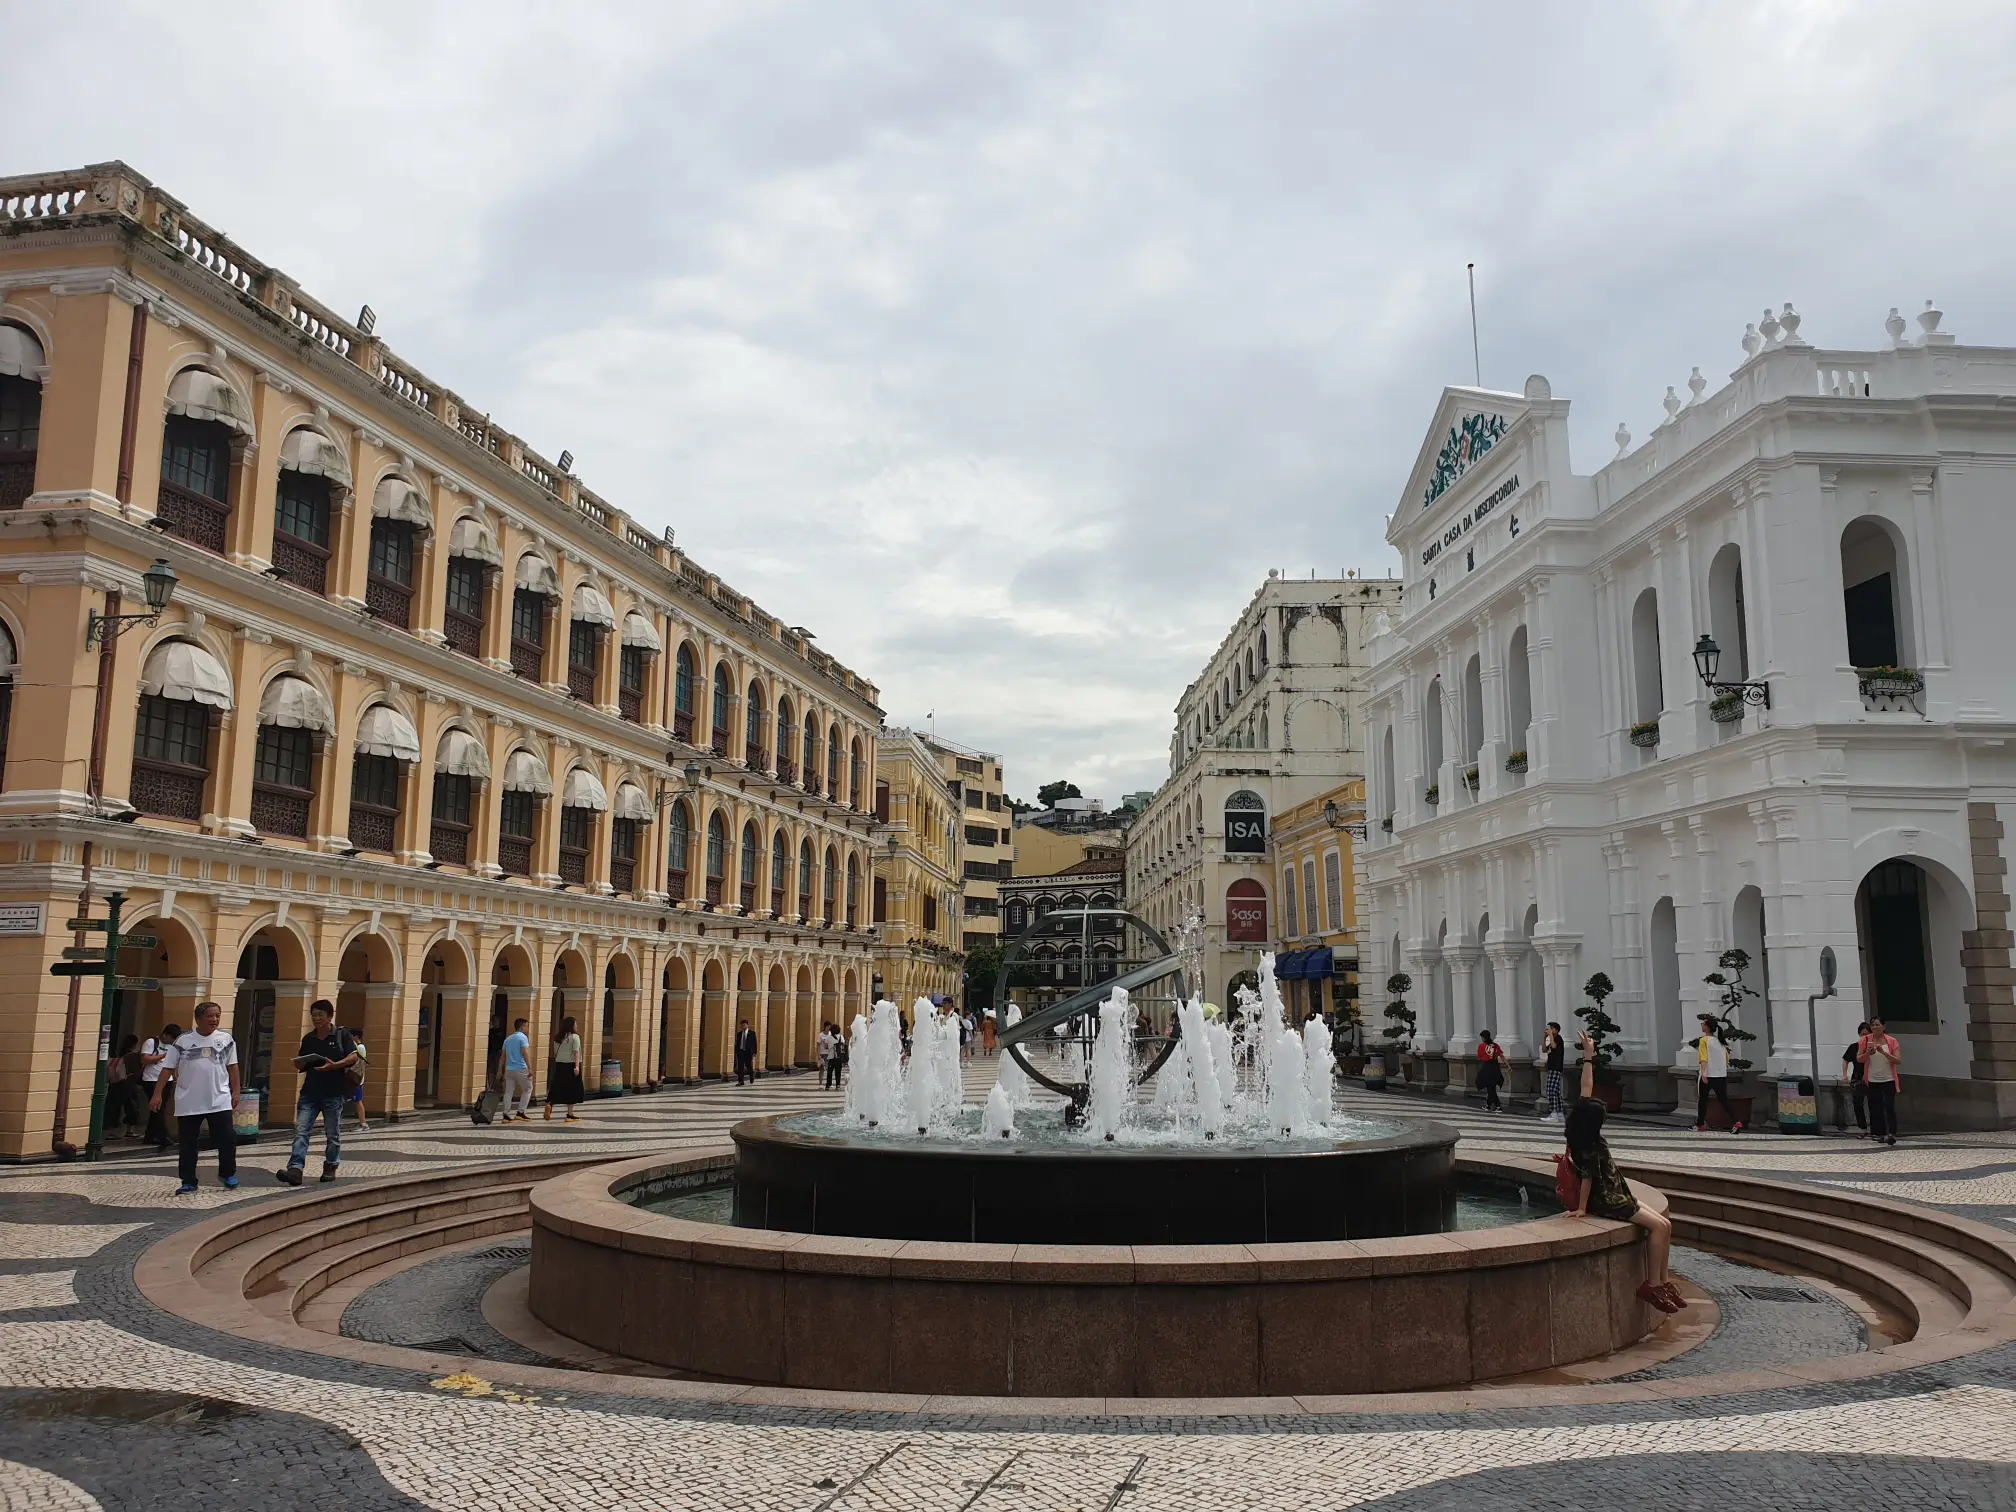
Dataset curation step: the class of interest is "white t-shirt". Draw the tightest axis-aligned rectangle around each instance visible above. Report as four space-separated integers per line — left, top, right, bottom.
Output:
1700 1034 1729 1079
140 1038 164 1083
163 1031 238 1117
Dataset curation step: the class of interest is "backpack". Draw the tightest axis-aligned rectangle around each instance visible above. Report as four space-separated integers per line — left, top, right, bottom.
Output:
343 1032 366 1087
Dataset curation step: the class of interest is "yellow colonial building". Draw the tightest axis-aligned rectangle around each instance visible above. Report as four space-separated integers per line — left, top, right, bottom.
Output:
921 735 1012 957
1269 780 1366 1028
871 729 962 1008
0 162 886 1160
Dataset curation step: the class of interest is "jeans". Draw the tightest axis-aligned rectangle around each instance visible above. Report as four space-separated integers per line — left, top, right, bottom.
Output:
289 1094 345 1170
176 1110 236 1185
501 1068 533 1118
1868 1079 1899 1141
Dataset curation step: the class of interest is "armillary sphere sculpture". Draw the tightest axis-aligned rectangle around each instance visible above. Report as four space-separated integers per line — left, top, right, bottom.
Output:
992 907 1189 1124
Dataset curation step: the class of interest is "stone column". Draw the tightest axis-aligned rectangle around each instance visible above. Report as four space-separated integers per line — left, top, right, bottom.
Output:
1966 803 2016 1089
1405 943 1443 1056
1446 942 1482 1072
1484 937 1530 1057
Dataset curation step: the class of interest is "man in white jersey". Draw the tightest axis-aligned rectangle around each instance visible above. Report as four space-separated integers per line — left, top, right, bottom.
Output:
150 1001 241 1194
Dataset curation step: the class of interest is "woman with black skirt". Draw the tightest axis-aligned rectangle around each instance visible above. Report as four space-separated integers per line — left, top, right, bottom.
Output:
546 1015 586 1123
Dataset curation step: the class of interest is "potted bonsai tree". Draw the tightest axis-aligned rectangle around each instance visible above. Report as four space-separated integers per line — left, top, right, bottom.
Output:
1371 971 1414 1089
1575 971 1625 1111
1332 983 1366 1076
1699 948 1760 1129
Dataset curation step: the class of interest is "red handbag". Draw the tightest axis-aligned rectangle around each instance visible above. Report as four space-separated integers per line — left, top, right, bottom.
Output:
1554 1152 1582 1210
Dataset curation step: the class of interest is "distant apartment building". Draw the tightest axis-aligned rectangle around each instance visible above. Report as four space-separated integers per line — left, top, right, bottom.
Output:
920 735 1013 955
871 729 963 1008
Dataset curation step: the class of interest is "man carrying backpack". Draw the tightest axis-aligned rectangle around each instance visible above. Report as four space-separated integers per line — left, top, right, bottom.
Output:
277 999 357 1186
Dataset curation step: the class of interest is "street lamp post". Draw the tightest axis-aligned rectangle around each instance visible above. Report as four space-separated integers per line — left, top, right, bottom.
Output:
53 560 178 1158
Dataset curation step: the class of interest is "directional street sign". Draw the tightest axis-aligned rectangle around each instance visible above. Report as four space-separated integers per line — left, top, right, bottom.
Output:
114 976 161 992
60 947 109 961
49 961 107 977
119 935 158 950
65 919 112 933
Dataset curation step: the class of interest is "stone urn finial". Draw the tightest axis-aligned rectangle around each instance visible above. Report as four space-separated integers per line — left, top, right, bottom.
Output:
1885 307 1908 347
1687 366 1707 405
1614 421 1631 456
1918 299 1944 338
1661 385 1683 425
1760 307 1783 345
1741 322 1763 359
1779 302 1805 345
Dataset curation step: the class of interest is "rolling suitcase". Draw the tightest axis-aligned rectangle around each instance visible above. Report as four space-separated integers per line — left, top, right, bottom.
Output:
472 1086 502 1126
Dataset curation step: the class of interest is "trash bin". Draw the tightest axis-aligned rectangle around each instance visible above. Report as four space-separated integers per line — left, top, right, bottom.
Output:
231 1093 262 1145
1777 1074 1818 1133
599 1058 624 1096
1362 1052 1388 1092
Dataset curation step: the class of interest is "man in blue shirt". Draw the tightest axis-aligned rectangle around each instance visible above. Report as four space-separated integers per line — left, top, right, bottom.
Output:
278 999 357 1186
497 1018 533 1122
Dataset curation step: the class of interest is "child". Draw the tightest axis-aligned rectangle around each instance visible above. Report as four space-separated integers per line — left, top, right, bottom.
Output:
1565 1094 1683 1314
1475 1028 1506 1113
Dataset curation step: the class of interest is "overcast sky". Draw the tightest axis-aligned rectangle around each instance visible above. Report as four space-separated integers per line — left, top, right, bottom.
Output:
14 3 2016 800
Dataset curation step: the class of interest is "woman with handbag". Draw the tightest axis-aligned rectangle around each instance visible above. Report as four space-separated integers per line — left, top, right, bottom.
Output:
345 1038 369 1131
547 1015 585 1122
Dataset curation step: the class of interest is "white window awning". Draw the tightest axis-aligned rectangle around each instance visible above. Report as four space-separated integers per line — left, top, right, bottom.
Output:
502 749 552 795
0 323 46 382
562 766 609 811
515 553 559 596
620 610 662 651
570 581 615 628
436 727 491 780
256 674 334 732
447 515 502 567
612 781 654 821
278 427 351 488
139 639 233 710
165 368 254 436
355 703 421 762
372 476 432 530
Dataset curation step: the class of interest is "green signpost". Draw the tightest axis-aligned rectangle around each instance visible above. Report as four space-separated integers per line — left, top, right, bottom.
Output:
47 890 134 1159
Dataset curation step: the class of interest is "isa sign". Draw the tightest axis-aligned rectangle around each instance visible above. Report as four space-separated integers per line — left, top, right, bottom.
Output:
1225 812 1267 853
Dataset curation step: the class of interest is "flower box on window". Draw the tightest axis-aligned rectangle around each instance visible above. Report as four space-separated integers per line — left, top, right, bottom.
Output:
1504 750 1528 773
1463 765 1480 792
1709 692 1745 724
1628 720 1661 749
1423 784 1439 806
1380 816 1393 833
1857 666 1924 701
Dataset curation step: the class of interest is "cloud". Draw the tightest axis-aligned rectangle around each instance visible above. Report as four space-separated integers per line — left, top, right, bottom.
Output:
12 0 2016 800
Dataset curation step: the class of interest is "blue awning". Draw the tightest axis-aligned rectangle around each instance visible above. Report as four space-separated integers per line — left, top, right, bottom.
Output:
1273 950 1307 980
1304 947 1335 980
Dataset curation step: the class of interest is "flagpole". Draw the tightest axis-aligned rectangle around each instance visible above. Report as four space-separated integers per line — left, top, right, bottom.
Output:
1467 263 1481 387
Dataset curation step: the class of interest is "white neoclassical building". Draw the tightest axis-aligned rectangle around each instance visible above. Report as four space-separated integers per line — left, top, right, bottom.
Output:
1362 302 2016 1129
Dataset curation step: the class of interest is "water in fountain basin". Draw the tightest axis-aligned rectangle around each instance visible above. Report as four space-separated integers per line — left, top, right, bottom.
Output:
994 1003 1032 1108
1268 1025 1309 1136
844 999 908 1129
903 998 964 1133
1176 993 1227 1137
981 1082 1016 1138
1083 985 1135 1140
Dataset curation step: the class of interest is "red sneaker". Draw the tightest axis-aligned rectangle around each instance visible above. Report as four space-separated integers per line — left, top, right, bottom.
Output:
1730 1121 1744 1134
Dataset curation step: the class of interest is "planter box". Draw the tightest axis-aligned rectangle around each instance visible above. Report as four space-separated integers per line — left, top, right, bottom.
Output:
1709 698 1745 724
1628 726 1661 749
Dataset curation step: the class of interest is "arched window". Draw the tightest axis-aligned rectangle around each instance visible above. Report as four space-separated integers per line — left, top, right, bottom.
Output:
673 645 696 740
666 801 692 897
846 855 860 927
556 767 605 888
1226 878 1268 941
798 838 815 919
745 679 767 768
1258 631 1268 667
704 811 727 906
157 367 247 553
1224 789 1266 853
1842 517 1911 669
511 554 557 682
443 517 497 659
1462 654 1484 767
132 640 230 824
367 477 428 630
776 698 796 782
1424 677 1444 788
1282 866 1300 937
498 749 548 878
1505 627 1531 760
849 737 864 807
740 820 760 910
823 847 839 926
827 726 842 800
711 661 733 757
0 322 45 512
873 872 888 924
1856 859 1938 1027
802 715 820 793
1706 544 1749 686
271 428 345 597
1379 723 1396 824
566 582 612 703
1630 588 1664 729
770 830 788 914
350 703 419 855
1323 851 1343 932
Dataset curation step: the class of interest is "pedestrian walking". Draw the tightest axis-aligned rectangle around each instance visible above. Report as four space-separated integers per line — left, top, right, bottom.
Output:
818 1023 842 1089
981 1007 997 1056
1540 1021 1566 1122
149 1002 240 1195
734 1020 758 1085
106 1035 142 1138
547 1016 585 1122
958 1010 972 1065
140 1024 176 1150
1475 1028 1506 1113
1837 1021 1869 1135
1693 1014 1743 1133
346 1036 370 1131
497 1018 534 1121
1860 1017 1903 1146
278 1000 357 1186
1564 1094 1683 1314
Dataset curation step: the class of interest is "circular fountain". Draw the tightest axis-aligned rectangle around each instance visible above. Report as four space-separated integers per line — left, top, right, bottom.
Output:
527 916 1665 1397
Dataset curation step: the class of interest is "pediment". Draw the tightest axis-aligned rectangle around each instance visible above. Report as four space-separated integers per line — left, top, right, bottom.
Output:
1400 386 1529 522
